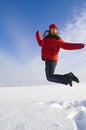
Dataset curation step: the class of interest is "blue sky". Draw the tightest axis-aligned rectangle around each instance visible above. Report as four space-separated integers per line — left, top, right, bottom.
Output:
0 0 86 85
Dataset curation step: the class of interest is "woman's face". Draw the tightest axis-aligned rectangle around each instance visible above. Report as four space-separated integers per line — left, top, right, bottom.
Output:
50 28 58 35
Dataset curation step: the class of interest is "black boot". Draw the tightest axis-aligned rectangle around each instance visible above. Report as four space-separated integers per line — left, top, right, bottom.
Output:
66 79 72 87
64 72 79 87
64 74 73 87
68 72 79 83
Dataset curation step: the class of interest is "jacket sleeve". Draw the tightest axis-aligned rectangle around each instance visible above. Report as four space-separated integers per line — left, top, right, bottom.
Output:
36 30 43 47
58 38 85 50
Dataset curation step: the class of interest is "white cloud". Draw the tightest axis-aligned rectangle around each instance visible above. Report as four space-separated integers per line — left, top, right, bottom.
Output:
58 7 86 82
61 7 86 43
0 49 47 86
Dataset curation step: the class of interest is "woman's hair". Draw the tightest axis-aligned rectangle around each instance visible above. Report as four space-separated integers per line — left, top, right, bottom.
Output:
43 30 50 38
43 29 59 38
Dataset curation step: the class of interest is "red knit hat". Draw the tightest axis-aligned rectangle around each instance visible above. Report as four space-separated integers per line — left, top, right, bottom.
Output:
49 24 58 30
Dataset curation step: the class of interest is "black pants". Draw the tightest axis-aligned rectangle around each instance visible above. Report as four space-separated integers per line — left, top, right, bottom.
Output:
45 60 68 85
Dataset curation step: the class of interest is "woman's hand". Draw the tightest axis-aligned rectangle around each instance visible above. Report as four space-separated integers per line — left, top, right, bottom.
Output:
84 44 86 47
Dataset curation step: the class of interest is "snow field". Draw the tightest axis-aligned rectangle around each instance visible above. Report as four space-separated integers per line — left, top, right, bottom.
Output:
0 83 86 130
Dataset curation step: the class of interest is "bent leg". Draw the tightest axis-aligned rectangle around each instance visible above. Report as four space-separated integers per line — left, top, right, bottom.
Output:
45 60 71 85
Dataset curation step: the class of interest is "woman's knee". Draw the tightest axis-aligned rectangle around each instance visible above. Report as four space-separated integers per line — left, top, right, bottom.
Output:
46 75 52 82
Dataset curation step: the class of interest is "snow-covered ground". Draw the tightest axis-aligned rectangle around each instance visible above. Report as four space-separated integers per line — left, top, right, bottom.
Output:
0 83 86 130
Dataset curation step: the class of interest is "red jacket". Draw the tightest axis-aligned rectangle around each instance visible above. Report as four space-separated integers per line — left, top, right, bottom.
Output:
36 31 84 61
